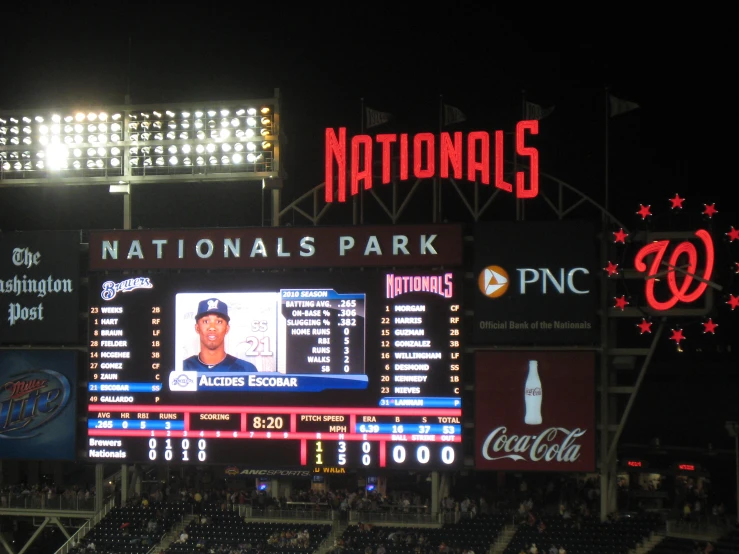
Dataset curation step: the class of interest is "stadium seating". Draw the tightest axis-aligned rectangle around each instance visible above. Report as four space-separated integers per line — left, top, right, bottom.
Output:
714 528 739 553
504 513 663 554
648 536 702 553
164 505 332 553
70 501 187 554
334 513 506 553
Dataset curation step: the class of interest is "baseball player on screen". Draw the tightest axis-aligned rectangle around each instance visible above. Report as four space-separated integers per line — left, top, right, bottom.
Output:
183 298 258 372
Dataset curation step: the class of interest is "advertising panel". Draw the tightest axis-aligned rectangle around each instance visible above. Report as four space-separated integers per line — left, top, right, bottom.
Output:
88 224 462 270
473 221 598 345
86 270 463 468
0 350 77 460
0 231 80 344
475 351 595 472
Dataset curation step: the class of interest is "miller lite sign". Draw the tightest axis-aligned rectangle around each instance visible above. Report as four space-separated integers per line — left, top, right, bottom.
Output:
0 350 77 460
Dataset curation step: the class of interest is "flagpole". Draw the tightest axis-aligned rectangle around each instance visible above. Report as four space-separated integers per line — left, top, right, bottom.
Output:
600 83 611 521
435 95 443 223
356 98 364 225
604 86 609 215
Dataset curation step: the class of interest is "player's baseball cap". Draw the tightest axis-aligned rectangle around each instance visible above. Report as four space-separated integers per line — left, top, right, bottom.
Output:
195 298 230 322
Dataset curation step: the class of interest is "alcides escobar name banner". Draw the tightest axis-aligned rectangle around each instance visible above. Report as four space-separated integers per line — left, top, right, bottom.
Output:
0 350 78 460
88 224 462 270
0 231 81 344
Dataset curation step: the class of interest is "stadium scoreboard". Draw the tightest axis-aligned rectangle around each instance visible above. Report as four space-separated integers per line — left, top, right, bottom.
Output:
86 271 463 468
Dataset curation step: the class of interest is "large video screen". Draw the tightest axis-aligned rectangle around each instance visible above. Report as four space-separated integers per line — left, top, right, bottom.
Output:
86 270 463 469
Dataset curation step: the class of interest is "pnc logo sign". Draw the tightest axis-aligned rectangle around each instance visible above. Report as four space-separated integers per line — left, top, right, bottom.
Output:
478 265 590 298
478 266 509 298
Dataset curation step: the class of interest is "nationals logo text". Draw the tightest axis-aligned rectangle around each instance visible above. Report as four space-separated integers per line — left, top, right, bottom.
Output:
481 426 587 463
634 229 714 311
0 369 72 437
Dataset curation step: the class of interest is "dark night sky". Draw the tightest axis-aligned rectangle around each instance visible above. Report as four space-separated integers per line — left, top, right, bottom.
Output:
1 5 736 460
1 4 727 211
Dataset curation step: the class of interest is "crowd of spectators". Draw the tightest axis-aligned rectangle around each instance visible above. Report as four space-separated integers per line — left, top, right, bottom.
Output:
6 470 729 554
327 514 507 554
0 482 96 510
328 521 478 554
122 482 432 518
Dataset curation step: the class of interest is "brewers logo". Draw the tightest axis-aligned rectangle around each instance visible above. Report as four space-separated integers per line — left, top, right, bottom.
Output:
478 266 509 298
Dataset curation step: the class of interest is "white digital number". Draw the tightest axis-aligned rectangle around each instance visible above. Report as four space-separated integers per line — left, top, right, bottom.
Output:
416 446 430 464
441 446 455 465
338 440 347 466
362 441 371 466
393 445 406 463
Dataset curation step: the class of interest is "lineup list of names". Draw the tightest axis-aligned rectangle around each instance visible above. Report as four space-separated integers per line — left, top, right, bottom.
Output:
380 273 461 402
88 301 160 403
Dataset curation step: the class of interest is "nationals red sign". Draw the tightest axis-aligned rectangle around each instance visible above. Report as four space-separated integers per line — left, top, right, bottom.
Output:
88 225 462 270
633 229 714 311
325 121 539 203
475 351 595 472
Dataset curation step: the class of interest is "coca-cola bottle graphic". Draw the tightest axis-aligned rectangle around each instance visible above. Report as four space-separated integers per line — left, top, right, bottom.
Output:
524 360 543 425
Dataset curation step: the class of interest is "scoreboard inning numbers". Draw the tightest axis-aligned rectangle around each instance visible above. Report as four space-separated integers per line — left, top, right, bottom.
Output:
86 271 463 468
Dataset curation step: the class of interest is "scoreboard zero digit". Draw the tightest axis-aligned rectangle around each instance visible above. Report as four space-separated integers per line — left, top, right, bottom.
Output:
86 271 463 468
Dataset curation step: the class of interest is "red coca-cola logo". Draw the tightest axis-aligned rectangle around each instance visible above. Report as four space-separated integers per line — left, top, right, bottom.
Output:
633 229 714 311
475 352 595 472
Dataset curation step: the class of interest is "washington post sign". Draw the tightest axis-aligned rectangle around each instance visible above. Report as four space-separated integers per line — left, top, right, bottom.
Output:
0 231 80 344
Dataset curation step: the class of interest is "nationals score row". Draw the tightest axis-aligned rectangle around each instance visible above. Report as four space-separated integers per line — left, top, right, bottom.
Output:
86 270 463 468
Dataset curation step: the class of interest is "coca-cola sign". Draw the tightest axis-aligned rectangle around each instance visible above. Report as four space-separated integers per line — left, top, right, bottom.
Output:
475 351 595 472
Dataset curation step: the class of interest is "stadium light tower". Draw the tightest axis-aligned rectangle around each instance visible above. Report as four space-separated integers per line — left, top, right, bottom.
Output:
725 421 739 523
0 92 282 227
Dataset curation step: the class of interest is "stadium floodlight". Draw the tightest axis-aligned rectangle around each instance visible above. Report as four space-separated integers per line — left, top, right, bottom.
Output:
0 95 279 187
46 144 69 170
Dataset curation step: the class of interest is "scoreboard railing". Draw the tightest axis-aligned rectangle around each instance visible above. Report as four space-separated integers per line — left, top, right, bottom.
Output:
234 506 335 522
348 510 439 525
54 498 117 554
3 494 96 511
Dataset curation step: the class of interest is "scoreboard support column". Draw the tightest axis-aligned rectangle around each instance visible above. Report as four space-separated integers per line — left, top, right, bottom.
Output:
431 471 439 519
95 464 104 512
121 464 128 507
